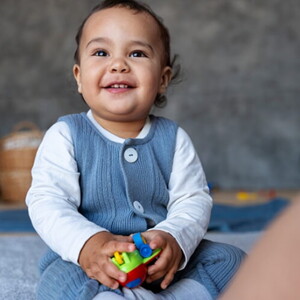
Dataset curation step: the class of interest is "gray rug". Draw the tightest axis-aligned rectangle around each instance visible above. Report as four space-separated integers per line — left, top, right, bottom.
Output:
0 235 47 300
0 232 260 300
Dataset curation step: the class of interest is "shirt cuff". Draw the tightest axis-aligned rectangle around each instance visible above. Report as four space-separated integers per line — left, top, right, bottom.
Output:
148 222 205 270
65 227 108 265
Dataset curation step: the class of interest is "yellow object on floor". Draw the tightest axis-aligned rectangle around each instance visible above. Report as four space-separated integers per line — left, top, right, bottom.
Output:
236 192 258 202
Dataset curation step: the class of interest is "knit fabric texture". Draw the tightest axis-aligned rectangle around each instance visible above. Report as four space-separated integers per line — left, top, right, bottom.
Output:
61 113 178 234
174 239 246 299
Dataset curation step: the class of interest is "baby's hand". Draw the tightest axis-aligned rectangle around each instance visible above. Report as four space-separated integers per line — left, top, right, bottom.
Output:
142 230 182 289
78 231 135 289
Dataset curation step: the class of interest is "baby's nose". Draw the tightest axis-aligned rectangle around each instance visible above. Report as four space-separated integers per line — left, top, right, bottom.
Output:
110 58 129 73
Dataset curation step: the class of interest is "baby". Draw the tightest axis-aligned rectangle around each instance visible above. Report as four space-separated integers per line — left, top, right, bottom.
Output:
26 1 245 299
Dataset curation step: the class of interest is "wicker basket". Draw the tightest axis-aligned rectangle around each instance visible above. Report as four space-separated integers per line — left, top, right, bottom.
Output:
0 122 43 203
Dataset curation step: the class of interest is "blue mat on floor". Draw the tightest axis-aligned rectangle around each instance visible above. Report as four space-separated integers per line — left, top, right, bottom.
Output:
0 209 35 232
0 198 290 233
208 198 290 232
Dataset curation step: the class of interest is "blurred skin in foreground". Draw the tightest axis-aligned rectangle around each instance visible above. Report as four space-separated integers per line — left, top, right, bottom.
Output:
220 194 300 300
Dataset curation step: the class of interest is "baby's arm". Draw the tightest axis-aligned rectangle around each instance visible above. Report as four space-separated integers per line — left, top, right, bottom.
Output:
26 122 110 264
146 128 212 286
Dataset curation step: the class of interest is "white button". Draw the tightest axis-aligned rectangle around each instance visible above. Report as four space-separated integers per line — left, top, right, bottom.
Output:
124 148 138 163
133 201 144 213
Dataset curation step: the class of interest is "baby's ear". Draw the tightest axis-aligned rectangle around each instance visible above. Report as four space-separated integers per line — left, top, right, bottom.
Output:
73 64 82 93
159 66 172 94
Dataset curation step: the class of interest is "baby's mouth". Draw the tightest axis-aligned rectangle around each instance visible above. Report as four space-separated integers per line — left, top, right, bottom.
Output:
104 82 134 93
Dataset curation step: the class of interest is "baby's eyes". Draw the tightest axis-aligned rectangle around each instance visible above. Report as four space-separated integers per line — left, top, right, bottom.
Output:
94 50 108 57
129 51 147 58
92 50 147 58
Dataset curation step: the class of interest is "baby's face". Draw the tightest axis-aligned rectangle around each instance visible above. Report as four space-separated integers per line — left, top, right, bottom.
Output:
73 7 171 124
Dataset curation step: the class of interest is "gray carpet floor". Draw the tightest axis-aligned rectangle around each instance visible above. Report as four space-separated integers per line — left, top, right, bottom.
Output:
0 232 260 300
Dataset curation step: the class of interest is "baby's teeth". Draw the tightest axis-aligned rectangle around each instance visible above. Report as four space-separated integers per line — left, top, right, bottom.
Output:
111 84 128 88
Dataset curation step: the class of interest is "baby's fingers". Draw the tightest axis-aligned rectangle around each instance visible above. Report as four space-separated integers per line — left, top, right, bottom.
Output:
146 256 169 283
148 250 170 274
104 240 135 256
89 261 127 289
160 267 177 289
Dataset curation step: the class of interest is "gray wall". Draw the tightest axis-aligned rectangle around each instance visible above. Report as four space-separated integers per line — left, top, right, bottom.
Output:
1 0 299 189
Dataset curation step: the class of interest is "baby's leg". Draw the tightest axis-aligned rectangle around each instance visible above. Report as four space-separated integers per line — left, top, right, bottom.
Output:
158 278 212 300
93 291 125 299
123 280 212 300
123 286 158 300
174 239 246 299
37 253 124 299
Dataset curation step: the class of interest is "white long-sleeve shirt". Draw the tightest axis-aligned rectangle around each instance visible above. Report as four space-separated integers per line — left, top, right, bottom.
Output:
26 110 212 269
